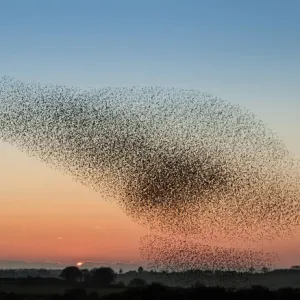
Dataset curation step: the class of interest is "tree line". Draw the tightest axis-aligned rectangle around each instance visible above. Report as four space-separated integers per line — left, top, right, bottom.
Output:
60 266 144 286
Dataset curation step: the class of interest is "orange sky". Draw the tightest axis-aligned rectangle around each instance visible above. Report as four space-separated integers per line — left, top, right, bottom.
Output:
1 141 300 268
0 142 149 264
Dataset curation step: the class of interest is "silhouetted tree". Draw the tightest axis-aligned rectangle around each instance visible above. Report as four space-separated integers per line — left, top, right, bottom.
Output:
138 266 144 273
37 268 50 278
81 268 90 282
90 267 116 286
129 278 147 287
192 279 206 288
119 268 123 274
262 267 269 274
117 281 125 287
60 266 82 282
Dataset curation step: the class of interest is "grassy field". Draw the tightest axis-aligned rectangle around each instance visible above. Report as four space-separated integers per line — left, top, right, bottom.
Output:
1 270 300 295
0 284 126 296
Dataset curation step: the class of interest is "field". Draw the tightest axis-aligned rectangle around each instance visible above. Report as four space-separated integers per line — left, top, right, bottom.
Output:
1 270 300 296
0 283 125 296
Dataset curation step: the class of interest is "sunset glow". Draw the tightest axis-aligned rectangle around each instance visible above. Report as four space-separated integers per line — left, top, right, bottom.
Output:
0 142 299 267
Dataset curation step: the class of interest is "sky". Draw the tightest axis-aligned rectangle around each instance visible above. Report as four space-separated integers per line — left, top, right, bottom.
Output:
0 0 300 269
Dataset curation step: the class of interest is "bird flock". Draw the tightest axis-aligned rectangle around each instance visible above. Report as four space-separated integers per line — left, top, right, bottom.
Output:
139 234 279 272
1 75 299 274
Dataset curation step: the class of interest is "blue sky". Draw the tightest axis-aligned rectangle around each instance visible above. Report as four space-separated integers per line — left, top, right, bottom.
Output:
1 0 299 155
